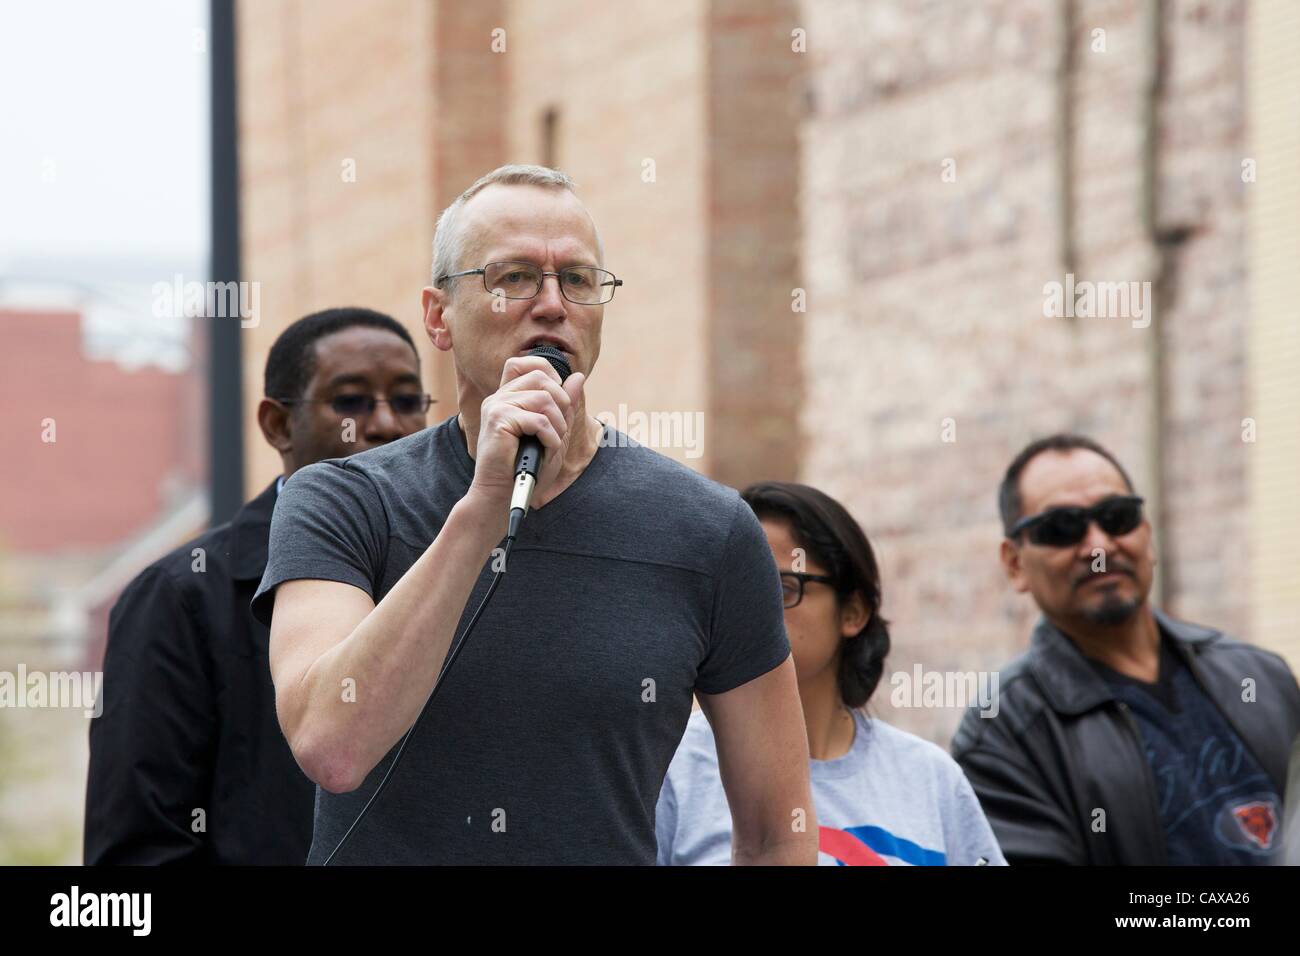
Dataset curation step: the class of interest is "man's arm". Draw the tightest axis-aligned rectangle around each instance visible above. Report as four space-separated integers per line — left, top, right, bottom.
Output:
85 568 215 864
269 493 505 794
697 656 818 865
952 713 1085 865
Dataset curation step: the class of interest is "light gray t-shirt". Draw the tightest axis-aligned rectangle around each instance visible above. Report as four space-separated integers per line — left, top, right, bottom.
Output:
252 415 790 865
656 708 1007 866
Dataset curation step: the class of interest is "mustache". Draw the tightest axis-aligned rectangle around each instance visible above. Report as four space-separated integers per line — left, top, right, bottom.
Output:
1072 561 1136 589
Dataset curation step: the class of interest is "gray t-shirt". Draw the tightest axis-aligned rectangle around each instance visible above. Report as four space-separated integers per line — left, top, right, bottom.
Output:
656 708 1007 866
252 415 790 865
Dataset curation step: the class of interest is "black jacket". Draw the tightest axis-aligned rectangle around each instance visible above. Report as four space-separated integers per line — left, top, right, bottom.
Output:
85 481 315 864
952 609 1300 865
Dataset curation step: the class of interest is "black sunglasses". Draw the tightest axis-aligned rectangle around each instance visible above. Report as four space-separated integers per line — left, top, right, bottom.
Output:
275 394 434 417
779 571 837 609
1008 495 1145 548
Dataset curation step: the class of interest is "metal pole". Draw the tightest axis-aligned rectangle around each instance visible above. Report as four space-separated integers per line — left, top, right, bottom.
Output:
209 0 243 525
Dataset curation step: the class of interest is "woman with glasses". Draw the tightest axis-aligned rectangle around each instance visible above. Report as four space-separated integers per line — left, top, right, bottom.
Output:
655 481 1006 866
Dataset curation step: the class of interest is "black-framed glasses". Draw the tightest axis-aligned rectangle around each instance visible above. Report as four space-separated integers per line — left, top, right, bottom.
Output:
1008 495 1145 548
274 393 434 417
779 571 837 609
437 260 623 305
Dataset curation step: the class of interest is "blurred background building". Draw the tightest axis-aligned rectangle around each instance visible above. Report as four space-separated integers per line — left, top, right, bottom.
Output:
0 0 210 862
0 0 1295 861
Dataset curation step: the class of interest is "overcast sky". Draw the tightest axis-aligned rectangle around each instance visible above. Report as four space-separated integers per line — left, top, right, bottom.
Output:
0 0 210 275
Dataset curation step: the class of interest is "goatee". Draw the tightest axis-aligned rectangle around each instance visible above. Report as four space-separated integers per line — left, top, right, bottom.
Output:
1082 594 1141 627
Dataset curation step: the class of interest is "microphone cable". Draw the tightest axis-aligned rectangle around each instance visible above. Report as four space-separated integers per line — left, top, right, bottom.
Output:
321 531 517 865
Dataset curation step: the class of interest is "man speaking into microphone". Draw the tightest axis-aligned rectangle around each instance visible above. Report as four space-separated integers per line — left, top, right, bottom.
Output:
252 164 816 865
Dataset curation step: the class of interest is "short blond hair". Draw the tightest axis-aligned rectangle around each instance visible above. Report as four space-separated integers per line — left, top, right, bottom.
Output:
431 164 603 290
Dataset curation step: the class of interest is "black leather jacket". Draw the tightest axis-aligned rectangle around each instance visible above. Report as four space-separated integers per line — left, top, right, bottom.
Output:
952 609 1300 865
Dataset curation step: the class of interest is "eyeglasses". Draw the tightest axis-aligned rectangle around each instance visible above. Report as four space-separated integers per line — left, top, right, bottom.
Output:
1008 495 1145 548
275 393 434 417
779 572 837 609
437 260 623 305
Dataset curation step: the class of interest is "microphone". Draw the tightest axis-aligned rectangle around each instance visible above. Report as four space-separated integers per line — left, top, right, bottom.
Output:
507 344 572 541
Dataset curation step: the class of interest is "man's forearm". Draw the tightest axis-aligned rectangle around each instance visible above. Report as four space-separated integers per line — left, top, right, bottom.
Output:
294 493 507 791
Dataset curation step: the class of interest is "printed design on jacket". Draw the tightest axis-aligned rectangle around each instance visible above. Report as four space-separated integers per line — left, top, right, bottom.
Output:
1223 797 1278 853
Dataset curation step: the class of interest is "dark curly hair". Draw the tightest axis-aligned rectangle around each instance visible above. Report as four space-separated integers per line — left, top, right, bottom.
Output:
741 481 890 709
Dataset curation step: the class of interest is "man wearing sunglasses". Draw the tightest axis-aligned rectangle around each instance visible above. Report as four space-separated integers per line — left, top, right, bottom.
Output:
86 307 429 864
253 164 815 865
952 433 1300 865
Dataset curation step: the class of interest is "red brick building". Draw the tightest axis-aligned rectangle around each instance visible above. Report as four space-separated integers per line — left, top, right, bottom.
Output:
0 304 205 666
0 308 202 551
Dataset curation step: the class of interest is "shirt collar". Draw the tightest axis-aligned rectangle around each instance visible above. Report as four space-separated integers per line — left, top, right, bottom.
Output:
1029 608 1220 716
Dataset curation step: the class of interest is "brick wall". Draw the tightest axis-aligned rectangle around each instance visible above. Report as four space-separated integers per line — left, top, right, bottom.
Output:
504 0 714 470
1245 0 1300 666
797 0 1256 742
236 0 443 490
706 0 803 488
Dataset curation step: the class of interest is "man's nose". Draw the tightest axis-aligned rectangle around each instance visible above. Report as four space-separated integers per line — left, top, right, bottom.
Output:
1077 519 1116 561
529 273 569 321
363 400 404 442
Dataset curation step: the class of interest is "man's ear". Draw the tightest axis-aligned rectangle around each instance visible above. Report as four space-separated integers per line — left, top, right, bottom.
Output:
257 398 293 455
423 286 452 353
839 590 871 639
1000 537 1030 593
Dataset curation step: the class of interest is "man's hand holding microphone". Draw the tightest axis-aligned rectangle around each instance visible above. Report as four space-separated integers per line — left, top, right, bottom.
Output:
466 347 587 540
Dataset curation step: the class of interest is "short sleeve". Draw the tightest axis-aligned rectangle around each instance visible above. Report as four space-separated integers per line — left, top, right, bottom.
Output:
694 497 790 696
251 460 387 627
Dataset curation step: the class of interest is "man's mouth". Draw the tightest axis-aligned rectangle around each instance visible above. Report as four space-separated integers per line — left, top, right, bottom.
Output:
519 336 570 356
1078 569 1132 588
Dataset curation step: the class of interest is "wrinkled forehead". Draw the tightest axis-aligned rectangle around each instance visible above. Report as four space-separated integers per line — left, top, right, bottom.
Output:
460 184 600 266
1019 449 1133 515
